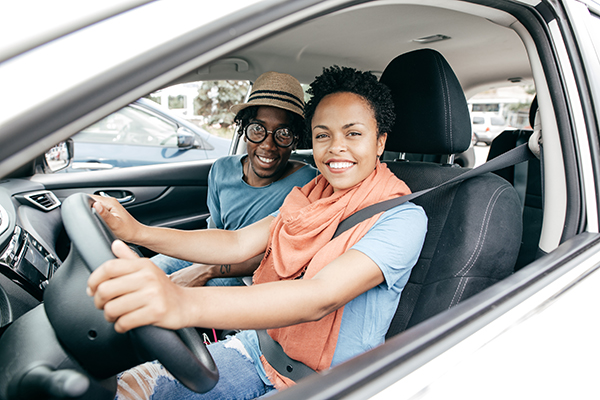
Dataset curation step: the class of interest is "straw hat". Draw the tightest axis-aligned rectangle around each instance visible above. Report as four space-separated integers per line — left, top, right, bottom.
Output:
230 71 305 118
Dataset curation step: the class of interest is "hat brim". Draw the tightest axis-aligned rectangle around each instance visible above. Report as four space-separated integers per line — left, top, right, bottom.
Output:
230 99 304 118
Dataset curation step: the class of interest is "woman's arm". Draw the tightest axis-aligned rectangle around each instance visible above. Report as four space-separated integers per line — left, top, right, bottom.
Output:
87 241 384 333
91 195 271 265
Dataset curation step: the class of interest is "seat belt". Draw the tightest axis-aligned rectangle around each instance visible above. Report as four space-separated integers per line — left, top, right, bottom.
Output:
258 143 536 380
256 329 316 380
333 143 536 240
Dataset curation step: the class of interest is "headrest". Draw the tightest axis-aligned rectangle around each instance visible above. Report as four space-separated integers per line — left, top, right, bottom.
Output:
379 49 471 155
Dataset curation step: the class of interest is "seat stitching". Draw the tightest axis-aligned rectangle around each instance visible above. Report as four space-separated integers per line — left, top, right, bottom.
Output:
454 184 512 277
435 55 452 149
449 276 469 308
448 184 512 308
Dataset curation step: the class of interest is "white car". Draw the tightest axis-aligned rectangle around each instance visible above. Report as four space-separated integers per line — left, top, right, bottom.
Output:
471 112 509 145
0 1 600 399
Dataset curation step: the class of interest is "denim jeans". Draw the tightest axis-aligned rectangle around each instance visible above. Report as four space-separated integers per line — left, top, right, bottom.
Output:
117 336 276 400
151 254 193 275
151 254 246 287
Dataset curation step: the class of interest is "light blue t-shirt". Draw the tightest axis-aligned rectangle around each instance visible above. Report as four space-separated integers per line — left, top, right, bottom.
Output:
236 201 427 383
207 154 319 229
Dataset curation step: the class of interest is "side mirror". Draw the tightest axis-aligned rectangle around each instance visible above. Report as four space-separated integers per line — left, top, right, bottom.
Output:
177 127 196 149
43 140 74 173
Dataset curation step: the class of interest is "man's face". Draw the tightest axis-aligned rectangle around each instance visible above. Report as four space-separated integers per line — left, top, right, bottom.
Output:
244 106 295 186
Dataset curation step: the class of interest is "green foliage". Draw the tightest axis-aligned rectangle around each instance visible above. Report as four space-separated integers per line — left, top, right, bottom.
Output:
194 80 250 128
145 94 161 105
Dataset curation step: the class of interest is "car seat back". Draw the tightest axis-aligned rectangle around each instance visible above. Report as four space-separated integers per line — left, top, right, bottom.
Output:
379 49 523 336
486 97 543 270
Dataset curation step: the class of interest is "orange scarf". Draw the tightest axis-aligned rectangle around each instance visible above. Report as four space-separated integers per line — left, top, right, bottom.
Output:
253 160 410 386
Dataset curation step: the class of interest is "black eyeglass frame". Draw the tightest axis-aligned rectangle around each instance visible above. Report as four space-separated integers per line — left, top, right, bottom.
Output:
243 123 297 148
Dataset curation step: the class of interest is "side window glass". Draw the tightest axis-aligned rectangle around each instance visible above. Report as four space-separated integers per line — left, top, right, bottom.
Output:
468 85 536 167
151 80 251 140
64 80 250 172
74 106 179 147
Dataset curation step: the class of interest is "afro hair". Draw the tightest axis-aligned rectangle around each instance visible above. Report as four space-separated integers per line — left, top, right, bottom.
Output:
304 66 395 138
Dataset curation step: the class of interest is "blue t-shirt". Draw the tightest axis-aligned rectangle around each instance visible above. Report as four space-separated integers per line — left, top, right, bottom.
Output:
236 201 427 383
207 154 319 229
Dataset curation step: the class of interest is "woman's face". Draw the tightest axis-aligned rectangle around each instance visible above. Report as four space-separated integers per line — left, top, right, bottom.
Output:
245 106 295 186
311 92 387 192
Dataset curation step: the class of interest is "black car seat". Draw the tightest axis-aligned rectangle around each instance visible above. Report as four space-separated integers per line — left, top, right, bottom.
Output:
379 49 523 337
486 97 543 270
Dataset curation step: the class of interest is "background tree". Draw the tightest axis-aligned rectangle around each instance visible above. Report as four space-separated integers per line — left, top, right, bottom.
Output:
194 80 250 129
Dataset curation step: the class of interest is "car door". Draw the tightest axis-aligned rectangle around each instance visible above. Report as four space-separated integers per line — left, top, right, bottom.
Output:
29 160 214 257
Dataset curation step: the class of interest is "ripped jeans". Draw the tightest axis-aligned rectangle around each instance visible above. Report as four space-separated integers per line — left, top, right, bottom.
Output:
117 335 276 400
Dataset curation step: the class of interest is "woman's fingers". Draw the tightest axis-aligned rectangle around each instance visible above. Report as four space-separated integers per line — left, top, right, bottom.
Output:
87 240 189 332
112 239 140 260
91 196 140 242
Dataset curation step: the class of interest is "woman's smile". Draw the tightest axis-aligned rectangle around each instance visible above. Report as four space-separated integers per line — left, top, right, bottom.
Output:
325 159 356 173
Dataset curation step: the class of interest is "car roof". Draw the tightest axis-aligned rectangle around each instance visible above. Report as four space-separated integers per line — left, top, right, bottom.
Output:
0 0 536 176
171 2 532 98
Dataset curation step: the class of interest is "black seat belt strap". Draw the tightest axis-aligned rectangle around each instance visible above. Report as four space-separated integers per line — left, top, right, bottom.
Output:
333 143 536 240
256 329 316 381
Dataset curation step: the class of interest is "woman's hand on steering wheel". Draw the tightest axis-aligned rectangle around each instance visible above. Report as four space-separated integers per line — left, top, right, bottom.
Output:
91 195 145 244
87 240 191 334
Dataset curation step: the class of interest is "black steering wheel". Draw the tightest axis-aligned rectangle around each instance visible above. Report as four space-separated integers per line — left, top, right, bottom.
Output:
57 193 218 393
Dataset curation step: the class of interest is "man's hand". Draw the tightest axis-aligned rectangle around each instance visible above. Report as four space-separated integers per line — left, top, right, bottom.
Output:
169 263 216 287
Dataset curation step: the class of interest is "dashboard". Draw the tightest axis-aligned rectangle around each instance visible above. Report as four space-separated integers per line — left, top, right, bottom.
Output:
0 181 70 333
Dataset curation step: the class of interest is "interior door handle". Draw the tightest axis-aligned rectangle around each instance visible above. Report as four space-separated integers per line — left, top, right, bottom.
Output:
97 191 134 204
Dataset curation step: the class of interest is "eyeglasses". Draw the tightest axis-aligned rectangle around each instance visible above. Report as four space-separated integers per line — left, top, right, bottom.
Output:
244 123 296 148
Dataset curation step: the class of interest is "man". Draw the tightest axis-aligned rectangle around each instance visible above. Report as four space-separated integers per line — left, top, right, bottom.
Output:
152 71 318 286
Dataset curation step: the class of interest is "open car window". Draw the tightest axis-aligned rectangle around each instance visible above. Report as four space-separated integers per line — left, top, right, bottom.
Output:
64 80 250 171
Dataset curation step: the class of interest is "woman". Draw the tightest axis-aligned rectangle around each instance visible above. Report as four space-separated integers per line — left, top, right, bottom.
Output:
88 66 428 399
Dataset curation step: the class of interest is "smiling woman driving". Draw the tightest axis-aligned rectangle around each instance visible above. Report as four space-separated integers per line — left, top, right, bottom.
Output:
87 66 428 400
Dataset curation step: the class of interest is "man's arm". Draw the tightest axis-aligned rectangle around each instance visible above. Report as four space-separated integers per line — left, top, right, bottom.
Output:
170 254 264 287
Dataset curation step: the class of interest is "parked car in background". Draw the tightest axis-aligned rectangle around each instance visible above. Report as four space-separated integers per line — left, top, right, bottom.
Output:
1 0 600 399
69 98 231 171
471 112 510 145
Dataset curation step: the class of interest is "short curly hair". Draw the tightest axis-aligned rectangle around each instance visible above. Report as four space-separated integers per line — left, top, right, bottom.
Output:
304 66 395 138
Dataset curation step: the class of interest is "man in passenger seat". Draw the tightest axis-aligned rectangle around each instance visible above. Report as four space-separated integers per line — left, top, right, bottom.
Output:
152 71 318 287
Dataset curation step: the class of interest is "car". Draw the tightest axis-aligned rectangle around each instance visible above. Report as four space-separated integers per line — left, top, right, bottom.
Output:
0 0 600 399
471 112 510 145
69 97 232 171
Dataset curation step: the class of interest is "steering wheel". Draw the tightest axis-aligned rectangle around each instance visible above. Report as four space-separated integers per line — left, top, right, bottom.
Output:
59 193 219 393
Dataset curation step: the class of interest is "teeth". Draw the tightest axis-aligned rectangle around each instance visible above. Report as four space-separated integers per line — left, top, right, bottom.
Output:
258 156 275 163
329 162 353 169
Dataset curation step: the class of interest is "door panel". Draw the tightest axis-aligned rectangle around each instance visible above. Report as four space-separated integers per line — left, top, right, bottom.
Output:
32 160 214 231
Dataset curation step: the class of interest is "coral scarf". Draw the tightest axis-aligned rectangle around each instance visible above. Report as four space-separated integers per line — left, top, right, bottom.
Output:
253 160 410 385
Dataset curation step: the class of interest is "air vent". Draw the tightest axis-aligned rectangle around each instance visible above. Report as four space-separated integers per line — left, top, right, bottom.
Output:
24 191 61 211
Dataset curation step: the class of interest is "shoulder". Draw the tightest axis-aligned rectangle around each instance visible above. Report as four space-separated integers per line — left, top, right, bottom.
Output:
282 161 319 184
214 154 244 168
352 202 427 287
357 202 427 254
211 154 244 174
379 202 427 226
